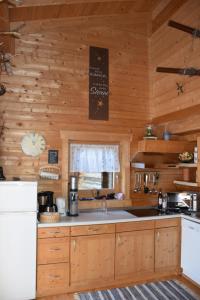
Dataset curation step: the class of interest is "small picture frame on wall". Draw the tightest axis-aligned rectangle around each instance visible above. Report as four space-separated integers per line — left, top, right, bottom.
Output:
48 150 58 164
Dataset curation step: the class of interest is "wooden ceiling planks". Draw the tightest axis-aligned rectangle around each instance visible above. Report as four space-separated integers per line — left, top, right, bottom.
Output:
13 0 154 13
9 1 136 22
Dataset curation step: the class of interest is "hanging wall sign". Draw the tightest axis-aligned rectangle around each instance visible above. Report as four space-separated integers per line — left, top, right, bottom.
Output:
89 46 109 120
48 150 58 164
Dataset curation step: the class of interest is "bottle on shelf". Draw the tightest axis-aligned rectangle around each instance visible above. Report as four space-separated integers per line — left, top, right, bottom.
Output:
194 147 198 164
158 189 163 209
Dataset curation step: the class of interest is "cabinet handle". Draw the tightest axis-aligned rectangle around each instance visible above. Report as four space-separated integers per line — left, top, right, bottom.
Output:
72 239 76 251
48 275 61 279
188 226 194 230
117 235 121 245
48 248 61 252
157 231 160 241
88 226 99 232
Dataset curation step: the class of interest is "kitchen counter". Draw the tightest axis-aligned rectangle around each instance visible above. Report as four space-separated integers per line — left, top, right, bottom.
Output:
38 208 200 227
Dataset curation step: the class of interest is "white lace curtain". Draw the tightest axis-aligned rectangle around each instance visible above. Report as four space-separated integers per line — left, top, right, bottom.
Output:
70 144 120 173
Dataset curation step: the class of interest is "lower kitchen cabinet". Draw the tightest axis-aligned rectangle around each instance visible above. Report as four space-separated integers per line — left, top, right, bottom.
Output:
70 225 115 289
155 219 180 274
37 263 69 297
36 219 182 297
115 229 154 279
37 227 70 297
115 221 155 280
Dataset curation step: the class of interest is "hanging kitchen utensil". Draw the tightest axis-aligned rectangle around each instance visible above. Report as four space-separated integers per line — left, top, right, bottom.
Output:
151 173 157 194
148 173 154 194
133 173 139 192
144 173 149 193
137 173 142 192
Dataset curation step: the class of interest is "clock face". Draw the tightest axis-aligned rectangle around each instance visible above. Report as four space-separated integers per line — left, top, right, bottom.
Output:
21 132 46 157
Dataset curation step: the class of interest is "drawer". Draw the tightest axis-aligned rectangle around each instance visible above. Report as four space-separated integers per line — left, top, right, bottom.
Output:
37 237 69 264
38 227 70 238
71 224 115 236
37 263 69 297
116 220 154 232
38 227 69 239
155 218 180 228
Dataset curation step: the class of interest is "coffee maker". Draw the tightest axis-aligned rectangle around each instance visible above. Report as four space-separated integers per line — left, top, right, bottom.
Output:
38 191 57 213
68 176 79 216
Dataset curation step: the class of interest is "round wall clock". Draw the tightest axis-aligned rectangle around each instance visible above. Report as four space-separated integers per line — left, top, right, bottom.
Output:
21 132 46 157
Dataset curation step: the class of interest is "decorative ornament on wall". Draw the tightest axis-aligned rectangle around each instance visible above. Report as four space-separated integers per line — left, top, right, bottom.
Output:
176 82 184 95
21 132 46 157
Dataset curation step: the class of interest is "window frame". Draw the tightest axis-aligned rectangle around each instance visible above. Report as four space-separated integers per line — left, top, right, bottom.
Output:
60 130 132 200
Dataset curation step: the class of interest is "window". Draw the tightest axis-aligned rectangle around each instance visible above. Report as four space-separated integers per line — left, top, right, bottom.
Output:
60 130 131 199
78 172 114 190
70 143 119 191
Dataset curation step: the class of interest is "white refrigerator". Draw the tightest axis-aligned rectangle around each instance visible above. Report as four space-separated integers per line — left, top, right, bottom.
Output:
0 181 37 300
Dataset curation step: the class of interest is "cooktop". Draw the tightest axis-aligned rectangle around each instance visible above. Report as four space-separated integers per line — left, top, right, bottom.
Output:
126 207 189 217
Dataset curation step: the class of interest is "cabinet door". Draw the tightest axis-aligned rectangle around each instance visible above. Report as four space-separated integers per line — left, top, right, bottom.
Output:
155 226 180 273
115 229 154 280
37 263 69 297
70 233 115 288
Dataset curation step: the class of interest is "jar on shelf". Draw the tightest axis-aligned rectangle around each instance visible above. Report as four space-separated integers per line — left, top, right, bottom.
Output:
194 147 198 164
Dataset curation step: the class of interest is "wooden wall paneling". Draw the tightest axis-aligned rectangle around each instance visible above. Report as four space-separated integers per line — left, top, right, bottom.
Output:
0 12 149 200
150 0 200 135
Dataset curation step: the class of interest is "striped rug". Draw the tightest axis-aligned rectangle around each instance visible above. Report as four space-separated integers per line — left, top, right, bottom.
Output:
74 280 200 300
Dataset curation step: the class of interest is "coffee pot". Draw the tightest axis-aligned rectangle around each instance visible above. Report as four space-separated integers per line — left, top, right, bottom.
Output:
38 191 57 213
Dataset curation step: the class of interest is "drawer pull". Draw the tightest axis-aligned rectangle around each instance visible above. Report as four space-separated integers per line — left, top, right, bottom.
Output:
88 227 99 232
48 275 61 279
157 232 160 241
48 248 61 252
50 231 61 234
188 226 194 230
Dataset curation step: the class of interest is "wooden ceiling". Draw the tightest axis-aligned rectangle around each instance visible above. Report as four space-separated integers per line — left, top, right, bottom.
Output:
9 0 156 23
0 0 189 53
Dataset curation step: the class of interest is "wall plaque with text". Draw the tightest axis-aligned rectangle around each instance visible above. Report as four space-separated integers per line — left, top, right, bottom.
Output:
48 150 58 164
89 46 109 120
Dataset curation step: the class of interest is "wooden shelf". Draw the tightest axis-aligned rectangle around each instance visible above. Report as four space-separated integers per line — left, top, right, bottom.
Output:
173 180 198 187
138 140 194 154
178 163 197 168
132 163 197 170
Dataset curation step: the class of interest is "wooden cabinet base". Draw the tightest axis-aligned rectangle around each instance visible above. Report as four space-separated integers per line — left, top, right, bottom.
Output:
37 263 69 297
36 219 180 297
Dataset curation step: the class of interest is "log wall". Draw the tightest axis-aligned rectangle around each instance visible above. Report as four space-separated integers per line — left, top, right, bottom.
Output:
0 13 149 197
150 0 200 134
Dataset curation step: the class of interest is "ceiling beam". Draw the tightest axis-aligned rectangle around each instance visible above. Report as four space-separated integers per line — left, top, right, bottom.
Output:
167 114 200 135
9 1 135 22
152 104 200 126
152 0 188 34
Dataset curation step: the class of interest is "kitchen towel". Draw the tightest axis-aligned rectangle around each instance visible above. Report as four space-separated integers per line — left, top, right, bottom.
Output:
74 280 200 300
